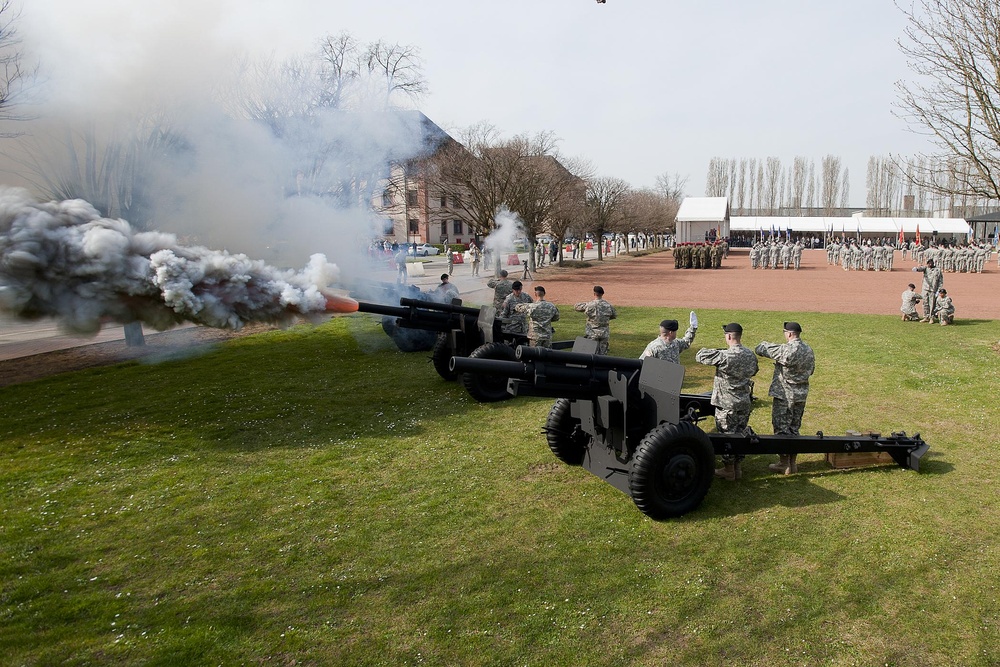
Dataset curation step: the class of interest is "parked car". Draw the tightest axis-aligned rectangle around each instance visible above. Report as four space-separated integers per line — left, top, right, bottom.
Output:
412 243 440 256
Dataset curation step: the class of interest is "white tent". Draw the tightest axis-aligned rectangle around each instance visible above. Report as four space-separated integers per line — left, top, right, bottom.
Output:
731 215 970 239
676 197 729 243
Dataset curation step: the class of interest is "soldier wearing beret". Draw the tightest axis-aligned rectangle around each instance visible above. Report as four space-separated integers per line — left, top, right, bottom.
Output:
696 323 758 481
755 321 815 475
640 312 698 364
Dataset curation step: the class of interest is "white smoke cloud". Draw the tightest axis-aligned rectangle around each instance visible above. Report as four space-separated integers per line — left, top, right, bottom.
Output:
0 1 432 312
0 187 340 333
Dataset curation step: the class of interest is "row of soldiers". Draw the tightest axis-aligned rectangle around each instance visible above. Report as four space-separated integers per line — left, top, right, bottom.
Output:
910 242 992 273
821 239 994 273
672 241 728 269
825 240 897 271
749 240 804 270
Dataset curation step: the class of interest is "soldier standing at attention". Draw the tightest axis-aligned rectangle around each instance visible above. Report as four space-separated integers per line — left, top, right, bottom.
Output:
573 285 617 355
498 280 533 335
901 283 922 321
515 285 560 348
755 322 815 475
695 323 758 481
640 312 698 364
487 270 513 313
912 258 944 322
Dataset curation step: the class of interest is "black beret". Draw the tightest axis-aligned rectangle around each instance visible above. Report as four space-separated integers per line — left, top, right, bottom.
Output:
783 321 802 333
660 319 679 331
722 322 743 334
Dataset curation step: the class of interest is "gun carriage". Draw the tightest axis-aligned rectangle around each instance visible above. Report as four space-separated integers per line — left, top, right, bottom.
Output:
355 296 570 400
450 346 929 520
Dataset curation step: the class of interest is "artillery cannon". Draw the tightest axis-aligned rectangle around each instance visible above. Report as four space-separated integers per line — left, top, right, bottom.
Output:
451 346 929 520
354 296 570 395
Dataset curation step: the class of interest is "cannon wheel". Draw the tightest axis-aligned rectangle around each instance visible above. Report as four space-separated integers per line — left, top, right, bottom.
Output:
545 398 589 465
629 421 714 520
460 343 517 402
431 334 457 381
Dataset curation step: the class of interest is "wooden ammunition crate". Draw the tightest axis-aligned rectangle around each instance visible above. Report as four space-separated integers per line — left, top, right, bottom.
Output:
826 431 895 468
825 451 894 469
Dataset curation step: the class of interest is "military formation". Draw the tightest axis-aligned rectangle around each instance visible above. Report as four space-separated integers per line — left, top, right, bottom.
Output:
672 241 728 269
749 239 805 270
818 238 993 273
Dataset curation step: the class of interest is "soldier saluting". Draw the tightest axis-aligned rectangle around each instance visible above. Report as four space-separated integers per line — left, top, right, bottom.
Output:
755 322 815 475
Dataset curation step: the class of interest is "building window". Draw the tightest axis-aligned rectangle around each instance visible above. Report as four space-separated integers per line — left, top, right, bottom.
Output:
382 190 393 208
406 190 418 206
408 219 419 235
440 221 447 237
453 219 463 235
440 195 447 208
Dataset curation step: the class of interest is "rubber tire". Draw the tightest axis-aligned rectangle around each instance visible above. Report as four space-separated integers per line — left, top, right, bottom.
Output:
545 398 589 466
629 421 715 520
431 334 457 381
460 342 517 402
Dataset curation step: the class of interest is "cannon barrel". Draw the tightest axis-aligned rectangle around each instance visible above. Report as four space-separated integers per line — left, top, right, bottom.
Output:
451 351 634 399
355 301 457 331
515 345 644 372
399 297 481 317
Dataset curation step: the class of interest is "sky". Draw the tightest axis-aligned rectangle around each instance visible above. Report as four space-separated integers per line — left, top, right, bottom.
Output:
17 0 929 211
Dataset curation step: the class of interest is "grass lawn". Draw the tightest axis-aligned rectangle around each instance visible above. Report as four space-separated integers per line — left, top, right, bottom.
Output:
2 306 999 666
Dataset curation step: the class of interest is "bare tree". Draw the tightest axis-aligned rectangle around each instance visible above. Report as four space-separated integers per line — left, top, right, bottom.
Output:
704 157 730 197
894 0 1000 201
362 40 428 108
654 171 688 201
622 188 678 247
762 157 782 215
820 155 843 214
505 136 587 270
0 0 34 132
585 177 630 260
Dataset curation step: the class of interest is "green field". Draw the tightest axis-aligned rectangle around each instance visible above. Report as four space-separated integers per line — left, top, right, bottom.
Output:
2 307 998 666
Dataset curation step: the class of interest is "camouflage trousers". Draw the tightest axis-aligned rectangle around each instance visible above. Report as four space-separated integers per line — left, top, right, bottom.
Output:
591 337 609 355
716 405 752 464
771 397 806 436
529 337 552 348
922 291 938 320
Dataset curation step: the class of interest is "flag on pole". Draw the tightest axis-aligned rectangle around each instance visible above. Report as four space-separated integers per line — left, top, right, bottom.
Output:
897 227 904 246
915 224 921 246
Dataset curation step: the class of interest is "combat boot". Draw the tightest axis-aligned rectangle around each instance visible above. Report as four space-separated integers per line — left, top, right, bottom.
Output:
768 455 789 474
714 461 736 481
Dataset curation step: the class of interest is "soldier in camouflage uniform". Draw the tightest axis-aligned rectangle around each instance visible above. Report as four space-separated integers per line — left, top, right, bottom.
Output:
487 270 513 313
900 283 922 321
755 322 815 475
498 280 533 334
515 285 560 347
640 312 698 364
695 323 758 481
573 285 617 355
912 259 943 322
933 288 954 325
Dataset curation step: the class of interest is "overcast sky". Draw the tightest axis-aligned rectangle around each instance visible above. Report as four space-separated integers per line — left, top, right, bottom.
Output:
23 0 929 208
